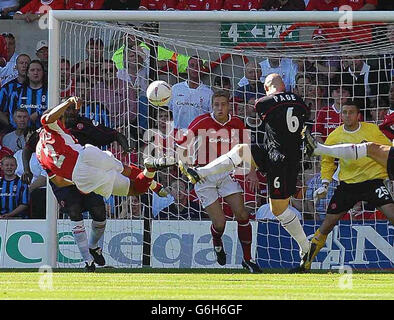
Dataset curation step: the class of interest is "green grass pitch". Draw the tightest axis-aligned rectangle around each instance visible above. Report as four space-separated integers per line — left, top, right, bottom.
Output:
0 268 392 300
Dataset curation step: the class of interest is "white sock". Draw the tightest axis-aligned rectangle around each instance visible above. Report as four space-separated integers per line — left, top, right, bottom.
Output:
276 208 310 254
314 142 367 160
89 220 106 249
196 145 243 178
71 220 92 263
143 168 155 179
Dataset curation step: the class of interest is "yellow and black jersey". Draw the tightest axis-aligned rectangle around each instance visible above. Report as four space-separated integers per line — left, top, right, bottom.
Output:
321 122 391 184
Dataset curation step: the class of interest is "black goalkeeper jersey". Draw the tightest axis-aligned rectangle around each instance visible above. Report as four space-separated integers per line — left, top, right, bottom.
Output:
255 92 310 161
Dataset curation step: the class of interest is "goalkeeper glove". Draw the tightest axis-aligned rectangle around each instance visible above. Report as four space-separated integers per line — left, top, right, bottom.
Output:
313 184 328 202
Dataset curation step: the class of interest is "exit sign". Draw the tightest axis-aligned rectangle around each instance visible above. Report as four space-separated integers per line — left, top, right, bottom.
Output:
221 23 299 46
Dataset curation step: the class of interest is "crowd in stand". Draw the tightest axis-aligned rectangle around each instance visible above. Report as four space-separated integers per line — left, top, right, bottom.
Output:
0 0 393 19
0 2 393 222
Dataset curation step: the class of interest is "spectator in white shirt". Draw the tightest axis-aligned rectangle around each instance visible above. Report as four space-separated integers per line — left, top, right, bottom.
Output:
169 56 213 129
0 33 18 86
2 108 29 152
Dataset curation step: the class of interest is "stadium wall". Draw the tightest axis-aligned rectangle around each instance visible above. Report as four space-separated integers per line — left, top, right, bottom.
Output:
0 220 392 269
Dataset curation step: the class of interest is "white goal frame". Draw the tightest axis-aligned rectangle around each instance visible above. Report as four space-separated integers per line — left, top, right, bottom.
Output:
46 9 394 268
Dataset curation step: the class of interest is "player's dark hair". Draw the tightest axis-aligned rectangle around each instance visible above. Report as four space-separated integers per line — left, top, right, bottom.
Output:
342 99 362 111
13 107 29 115
25 60 46 86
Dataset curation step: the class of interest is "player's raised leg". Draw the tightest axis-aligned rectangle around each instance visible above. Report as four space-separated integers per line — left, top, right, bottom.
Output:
179 143 251 184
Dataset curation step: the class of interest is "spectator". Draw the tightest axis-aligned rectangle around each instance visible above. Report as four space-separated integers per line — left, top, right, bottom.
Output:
223 0 262 10
177 0 223 10
340 0 377 10
2 108 29 152
0 143 13 177
0 33 18 87
0 53 30 130
15 144 46 219
35 40 48 75
13 0 65 22
94 60 137 129
0 1 20 19
306 0 340 10
8 60 47 130
139 0 177 10
75 76 111 128
157 179 204 220
234 61 265 103
60 58 75 98
369 96 389 124
258 43 298 91
115 42 149 94
118 196 144 219
103 0 141 10
312 85 351 143
169 56 213 129
0 155 29 219
341 54 378 119
66 0 104 9
71 38 105 85
0 35 7 68
261 0 305 10
213 76 231 93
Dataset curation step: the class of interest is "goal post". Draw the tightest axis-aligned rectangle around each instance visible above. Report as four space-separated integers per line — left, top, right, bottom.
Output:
47 10 394 269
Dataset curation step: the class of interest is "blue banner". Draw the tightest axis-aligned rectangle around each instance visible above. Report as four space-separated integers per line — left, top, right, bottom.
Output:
256 220 394 269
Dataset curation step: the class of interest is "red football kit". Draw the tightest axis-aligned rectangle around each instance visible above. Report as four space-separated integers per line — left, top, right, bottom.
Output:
176 113 247 166
223 0 262 10
139 0 177 10
36 118 83 180
65 0 104 10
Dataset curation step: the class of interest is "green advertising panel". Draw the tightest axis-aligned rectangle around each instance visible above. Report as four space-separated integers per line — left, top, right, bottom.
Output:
221 23 299 46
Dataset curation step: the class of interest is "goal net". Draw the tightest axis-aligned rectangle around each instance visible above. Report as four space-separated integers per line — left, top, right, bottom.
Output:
53 12 394 270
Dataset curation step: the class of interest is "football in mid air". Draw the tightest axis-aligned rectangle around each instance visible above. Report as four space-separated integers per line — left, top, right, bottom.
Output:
146 80 172 107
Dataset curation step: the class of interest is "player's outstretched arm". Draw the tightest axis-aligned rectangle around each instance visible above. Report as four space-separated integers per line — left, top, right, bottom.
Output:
42 96 82 124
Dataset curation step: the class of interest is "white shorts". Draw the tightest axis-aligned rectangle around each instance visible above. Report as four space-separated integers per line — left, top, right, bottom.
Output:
72 144 130 199
194 171 243 208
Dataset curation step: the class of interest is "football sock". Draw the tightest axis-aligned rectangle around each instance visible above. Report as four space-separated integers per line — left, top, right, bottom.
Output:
276 208 310 255
314 143 367 160
71 220 92 263
89 220 106 249
308 228 327 262
149 180 162 193
210 224 225 248
197 146 243 178
237 219 252 261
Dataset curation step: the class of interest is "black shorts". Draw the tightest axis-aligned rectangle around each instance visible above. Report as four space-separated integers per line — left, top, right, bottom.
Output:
387 147 394 180
327 179 393 214
51 184 105 212
252 145 301 199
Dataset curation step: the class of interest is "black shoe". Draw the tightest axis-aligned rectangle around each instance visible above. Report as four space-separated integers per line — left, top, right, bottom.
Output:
301 126 317 158
89 247 105 266
178 160 203 184
144 156 176 171
214 246 226 266
289 242 317 273
242 259 262 273
84 260 96 272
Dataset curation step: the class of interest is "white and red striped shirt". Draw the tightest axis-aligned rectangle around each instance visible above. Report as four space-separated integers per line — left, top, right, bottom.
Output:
176 113 247 166
36 117 83 180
